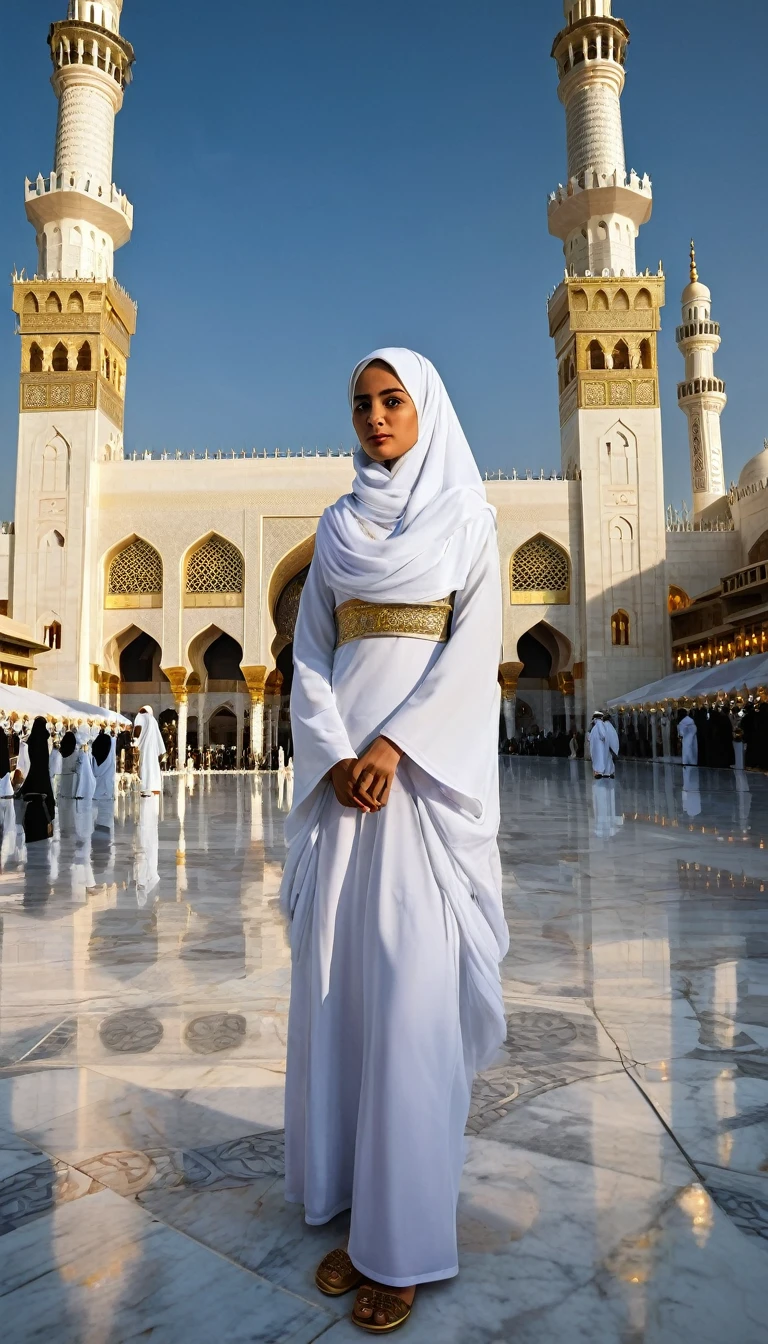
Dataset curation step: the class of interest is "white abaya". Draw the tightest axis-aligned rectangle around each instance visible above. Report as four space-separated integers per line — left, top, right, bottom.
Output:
282 513 506 1288
0 771 12 799
58 753 79 799
678 714 698 766
92 737 117 800
74 749 96 801
589 719 620 777
135 711 165 795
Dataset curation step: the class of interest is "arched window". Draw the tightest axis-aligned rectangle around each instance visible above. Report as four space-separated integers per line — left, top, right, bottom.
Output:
634 288 653 310
44 621 62 650
510 535 570 606
597 221 608 241
29 343 44 373
106 537 163 609
571 289 588 311
104 351 111 380
611 610 631 646
593 290 609 312
67 290 84 313
610 517 634 574
185 535 244 607
668 586 691 613
612 340 631 370
46 291 62 313
588 340 606 370
639 339 653 370
76 341 92 371
52 342 69 372
613 289 630 311
23 292 39 314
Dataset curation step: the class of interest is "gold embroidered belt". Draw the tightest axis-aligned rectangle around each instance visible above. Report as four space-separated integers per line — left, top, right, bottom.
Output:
335 597 453 649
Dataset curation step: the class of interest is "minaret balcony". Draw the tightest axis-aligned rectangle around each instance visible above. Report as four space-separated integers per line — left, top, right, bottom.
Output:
25 172 133 249
675 320 720 343
49 19 134 90
677 378 726 403
548 168 652 241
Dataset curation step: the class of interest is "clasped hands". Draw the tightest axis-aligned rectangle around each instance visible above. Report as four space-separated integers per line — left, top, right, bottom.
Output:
329 736 403 812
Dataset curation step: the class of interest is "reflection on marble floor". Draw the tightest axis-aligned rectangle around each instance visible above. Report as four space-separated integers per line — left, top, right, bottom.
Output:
0 762 767 1341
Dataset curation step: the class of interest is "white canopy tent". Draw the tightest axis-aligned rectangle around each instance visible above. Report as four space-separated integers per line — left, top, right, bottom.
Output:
608 651 768 711
0 684 130 727
59 698 130 727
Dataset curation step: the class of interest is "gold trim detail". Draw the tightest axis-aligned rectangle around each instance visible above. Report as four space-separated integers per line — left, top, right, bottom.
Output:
105 593 162 610
335 597 453 649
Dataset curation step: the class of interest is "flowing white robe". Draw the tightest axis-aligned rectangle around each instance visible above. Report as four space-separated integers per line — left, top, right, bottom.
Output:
74 749 96 801
281 512 507 1288
92 738 117 800
135 713 165 795
589 719 620 777
15 740 30 783
678 714 698 765
0 772 13 799
58 753 79 799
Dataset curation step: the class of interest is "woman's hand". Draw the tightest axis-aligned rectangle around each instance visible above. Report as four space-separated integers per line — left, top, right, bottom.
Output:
329 758 370 811
350 737 403 811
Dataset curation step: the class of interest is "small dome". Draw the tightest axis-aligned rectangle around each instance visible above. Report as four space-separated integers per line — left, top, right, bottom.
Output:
738 444 768 489
682 279 711 304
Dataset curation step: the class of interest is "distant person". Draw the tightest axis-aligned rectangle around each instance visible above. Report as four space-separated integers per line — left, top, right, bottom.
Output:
677 710 698 766
589 711 620 779
0 728 13 798
91 728 117 800
57 732 79 798
569 730 579 760
19 717 55 842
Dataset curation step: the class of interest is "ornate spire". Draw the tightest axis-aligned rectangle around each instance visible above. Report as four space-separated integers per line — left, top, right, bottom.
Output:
689 239 698 284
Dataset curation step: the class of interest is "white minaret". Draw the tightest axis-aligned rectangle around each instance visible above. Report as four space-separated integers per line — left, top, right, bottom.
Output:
676 242 727 518
547 0 668 709
548 0 652 277
25 0 134 281
11 0 136 699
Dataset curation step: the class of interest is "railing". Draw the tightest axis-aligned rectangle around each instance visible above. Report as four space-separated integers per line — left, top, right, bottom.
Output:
722 561 768 596
677 377 726 400
116 446 359 461
25 172 133 225
482 468 581 481
548 166 652 210
665 504 734 533
676 321 720 341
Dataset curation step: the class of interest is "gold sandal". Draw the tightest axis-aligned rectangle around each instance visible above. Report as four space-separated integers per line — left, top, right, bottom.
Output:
315 1248 364 1297
352 1285 413 1333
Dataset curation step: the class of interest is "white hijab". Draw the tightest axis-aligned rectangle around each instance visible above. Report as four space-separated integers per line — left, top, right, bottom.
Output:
135 708 166 760
314 348 494 603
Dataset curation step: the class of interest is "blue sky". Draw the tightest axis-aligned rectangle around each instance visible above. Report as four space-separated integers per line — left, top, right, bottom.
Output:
0 0 765 511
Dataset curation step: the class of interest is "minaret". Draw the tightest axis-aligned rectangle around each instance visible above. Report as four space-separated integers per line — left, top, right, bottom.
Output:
676 242 727 518
546 0 668 708
10 0 137 698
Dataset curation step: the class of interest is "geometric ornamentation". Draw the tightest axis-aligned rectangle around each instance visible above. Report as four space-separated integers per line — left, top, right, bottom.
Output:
584 381 606 406
510 534 570 605
274 566 310 643
610 382 632 406
635 380 656 406
186 536 244 596
108 537 163 596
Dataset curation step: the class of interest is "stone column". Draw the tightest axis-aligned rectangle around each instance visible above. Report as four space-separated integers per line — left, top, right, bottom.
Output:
572 661 586 731
161 667 189 770
557 671 576 729
241 666 267 768
499 662 524 743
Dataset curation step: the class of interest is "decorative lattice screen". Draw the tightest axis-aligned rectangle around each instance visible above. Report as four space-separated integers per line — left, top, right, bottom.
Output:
511 536 569 593
275 567 310 642
108 538 163 595
186 536 244 594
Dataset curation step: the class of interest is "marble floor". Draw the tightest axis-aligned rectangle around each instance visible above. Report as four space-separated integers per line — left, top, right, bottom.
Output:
0 762 767 1342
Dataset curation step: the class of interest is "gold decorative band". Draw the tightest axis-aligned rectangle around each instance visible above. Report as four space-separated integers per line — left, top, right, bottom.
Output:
335 597 453 649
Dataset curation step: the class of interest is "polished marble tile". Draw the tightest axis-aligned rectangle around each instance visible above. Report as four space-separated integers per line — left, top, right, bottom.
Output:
1 765 767 1341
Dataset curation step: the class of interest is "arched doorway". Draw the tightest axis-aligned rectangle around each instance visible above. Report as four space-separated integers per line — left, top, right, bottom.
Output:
118 630 168 713
204 634 245 685
209 705 237 748
516 622 572 738
266 557 312 764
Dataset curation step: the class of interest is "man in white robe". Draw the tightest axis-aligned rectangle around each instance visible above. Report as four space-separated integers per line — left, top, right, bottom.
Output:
678 711 698 765
133 707 165 797
589 712 620 778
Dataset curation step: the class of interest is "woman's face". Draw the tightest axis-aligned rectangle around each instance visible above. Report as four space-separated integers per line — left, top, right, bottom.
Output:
352 361 418 465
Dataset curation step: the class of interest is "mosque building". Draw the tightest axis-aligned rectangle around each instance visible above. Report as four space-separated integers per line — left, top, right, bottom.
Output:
2 0 766 760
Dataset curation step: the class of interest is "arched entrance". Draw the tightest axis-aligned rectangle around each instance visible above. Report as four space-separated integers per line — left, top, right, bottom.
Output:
265 546 313 765
209 705 238 748
516 622 572 738
117 629 169 712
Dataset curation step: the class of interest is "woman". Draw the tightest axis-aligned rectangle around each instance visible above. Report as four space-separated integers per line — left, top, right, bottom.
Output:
58 732 79 799
0 727 13 798
19 717 55 843
91 728 117 800
588 711 619 779
281 349 507 1333
678 709 698 766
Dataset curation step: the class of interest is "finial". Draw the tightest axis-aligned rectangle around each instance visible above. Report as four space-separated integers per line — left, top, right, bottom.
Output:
689 239 698 284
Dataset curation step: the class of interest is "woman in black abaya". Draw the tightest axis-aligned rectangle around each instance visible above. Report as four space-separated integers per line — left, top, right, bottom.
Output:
20 717 56 842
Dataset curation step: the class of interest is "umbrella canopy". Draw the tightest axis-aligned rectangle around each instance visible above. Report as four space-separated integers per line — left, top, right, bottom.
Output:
59 698 130 727
608 651 768 711
0 685 130 728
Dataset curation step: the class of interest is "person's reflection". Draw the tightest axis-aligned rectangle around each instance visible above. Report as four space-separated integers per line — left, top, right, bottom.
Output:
592 779 624 838
70 800 96 898
0 797 21 869
681 765 702 819
91 799 116 889
135 795 160 907
734 769 751 834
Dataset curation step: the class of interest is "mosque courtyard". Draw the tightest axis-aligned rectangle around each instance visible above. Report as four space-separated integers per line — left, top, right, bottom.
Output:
0 761 766 1343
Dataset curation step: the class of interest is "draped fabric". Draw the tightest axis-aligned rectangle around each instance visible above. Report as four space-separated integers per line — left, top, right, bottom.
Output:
60 732 77 758
0 729 11 799
92 731 111 766
589 718 620 777
281 349 507 1289
91 732 117 800
678 714 698 766
19 717 55 840
314 348 494 604
135 709 165 795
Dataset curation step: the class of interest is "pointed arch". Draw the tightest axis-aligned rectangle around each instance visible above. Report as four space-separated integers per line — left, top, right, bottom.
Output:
612 339 631 370
510 534 571 605
76 341 92 371
634 288 653 310
184 533 244 607
186 624 232 685
40 529 65 550
45 291 62 313
639 338 653 370
609 516 634 574
587 339 606 370
516 621 572 678
29 342 44 373
67 290 84 313
592 289 609 312
52 341 69 372
23 292 39 314
106 535 163 608
571 288 588 311
40 432 70 494
613 288 630 311
668 585 691 613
